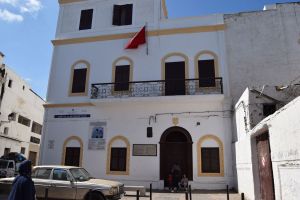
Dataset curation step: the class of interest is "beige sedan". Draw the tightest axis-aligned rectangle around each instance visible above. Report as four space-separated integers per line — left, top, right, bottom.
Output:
0 165 124 200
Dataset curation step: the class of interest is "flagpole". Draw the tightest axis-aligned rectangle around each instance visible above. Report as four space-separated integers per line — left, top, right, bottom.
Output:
145 22 149 55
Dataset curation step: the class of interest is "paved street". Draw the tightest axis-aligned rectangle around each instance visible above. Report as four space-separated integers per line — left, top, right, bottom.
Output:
1 191 241 200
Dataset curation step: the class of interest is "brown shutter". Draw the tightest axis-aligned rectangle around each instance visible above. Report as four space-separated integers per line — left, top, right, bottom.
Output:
72 68 87 93
198 59 216 87
110 148 127 171
114 65 130 91
201 147 220 173
113 5 121 25
124 4 133 25
79 9 93 30
165 61 185 95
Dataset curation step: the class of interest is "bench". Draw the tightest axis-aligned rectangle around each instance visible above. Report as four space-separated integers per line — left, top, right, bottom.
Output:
124 185 146 196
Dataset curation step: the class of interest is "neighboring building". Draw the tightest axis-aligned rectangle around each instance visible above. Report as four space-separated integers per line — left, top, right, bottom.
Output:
0 53 45 166
224 3 300 104
40 0 235 189
234 87 300 200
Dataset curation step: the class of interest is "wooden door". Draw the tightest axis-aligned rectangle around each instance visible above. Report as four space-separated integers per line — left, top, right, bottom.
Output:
165 62 185 96
28 151 37 166
256 133 275 200
65 147 80 167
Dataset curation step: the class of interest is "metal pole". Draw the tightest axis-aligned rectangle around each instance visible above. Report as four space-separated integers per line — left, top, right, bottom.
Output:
188 185 192 200
136 190 140 200
241 193 245 200
150 183 152 200
45 188 48 200
227 185 229 200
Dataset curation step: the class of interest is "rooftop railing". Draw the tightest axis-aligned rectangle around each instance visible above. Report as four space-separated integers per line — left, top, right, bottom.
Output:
91 77 223 99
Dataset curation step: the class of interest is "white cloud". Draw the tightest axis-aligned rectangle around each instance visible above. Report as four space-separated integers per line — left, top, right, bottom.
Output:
0 0 42 22
0 9 23 22
20 0 42 14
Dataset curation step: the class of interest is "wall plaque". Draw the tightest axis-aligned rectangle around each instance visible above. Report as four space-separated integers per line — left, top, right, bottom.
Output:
88 138 106 150
133 144 157 156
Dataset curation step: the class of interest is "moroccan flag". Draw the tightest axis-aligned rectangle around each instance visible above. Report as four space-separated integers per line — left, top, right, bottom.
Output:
125 26 146 49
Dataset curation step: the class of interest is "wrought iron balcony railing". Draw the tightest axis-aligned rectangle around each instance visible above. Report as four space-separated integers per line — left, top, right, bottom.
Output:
91 77 223 99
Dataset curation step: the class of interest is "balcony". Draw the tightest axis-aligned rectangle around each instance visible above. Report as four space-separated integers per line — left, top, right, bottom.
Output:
91 77 223 99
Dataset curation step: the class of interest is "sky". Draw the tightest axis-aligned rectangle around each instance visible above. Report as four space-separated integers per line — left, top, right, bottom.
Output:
0 0 297 99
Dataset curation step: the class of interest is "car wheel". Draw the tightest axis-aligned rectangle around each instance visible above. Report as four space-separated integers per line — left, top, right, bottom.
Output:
86 192 105 200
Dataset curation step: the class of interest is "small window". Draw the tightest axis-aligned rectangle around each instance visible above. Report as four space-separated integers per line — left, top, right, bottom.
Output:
18 115 31 127
8 162 14 169
79 9 93 30
20 147 26 154
53 169 69 181
3 127 8 135
263 104 276 117
33 168 52 179
110 147 127 171
114 65 130 91
31 121 43 135
22 85 25 90
113 4 133 26
201 147 220 173
30 136 40 144
4 148 10 156
8 79 12 88
198 59 216 87
72 68 87 93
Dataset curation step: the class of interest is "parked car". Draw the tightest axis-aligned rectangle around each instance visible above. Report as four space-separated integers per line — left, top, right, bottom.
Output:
0 159 15 178
0 165 124 200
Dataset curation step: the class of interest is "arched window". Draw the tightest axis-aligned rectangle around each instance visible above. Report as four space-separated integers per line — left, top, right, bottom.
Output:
112 57 133 92
62 136 84 167
161 52 189 96
197 135 224 176
69 60 90 96
106 136 130 175
195 51 219 88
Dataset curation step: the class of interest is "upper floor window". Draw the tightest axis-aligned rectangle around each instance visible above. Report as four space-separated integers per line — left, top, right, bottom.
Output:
195 51 219 88
8 79 12 88
114 65 130 91
30 136 40 144
113 4 133 26
69 61 90 96
32 121 42 135
79 9 93 30
18 115 31 127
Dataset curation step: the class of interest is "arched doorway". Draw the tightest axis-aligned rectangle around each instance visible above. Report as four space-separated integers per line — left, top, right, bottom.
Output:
160 127 193 187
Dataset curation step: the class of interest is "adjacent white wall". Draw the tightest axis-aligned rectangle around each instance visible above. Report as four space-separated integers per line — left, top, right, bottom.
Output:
0 66 45 162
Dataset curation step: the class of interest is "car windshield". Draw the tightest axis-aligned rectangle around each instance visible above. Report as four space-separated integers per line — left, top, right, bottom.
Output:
69 168 91 182
0 160 8 169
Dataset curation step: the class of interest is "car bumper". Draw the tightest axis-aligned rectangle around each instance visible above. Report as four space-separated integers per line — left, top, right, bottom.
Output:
106 193 124 200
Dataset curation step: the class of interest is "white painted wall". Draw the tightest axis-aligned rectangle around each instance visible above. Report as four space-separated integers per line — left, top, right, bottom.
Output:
0 66 45 161
225 3 300 104
235 89 300 200
41 95 234 189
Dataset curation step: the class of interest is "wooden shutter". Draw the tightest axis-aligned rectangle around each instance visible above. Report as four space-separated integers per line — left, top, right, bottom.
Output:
124 4 133 25
198 59 216 87
72 68 87 93
201 147 220 173
110 148 127 171
113 5 121 25
65 147 80 167
114 65 130 91
165 61 185 96
79 9 93 30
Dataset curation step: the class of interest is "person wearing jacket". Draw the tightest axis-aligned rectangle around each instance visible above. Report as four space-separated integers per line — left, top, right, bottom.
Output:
8 160 36 200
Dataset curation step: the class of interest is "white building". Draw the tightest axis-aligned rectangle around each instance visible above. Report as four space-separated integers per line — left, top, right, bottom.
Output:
40 0 235 189
234 87 300 200
0 53 45 165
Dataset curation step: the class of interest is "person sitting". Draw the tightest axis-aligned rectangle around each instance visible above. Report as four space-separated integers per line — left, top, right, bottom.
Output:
179 174 189 191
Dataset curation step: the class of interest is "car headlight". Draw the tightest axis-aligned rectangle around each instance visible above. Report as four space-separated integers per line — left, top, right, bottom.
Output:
109 187 118 195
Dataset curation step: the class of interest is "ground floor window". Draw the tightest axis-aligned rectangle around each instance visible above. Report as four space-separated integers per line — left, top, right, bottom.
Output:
110 148 127 171
201 147 220 173
65 147 80 167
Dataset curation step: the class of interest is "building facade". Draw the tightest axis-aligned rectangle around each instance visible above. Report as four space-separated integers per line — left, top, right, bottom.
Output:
0 53 45 165
40 0 235 189
234 88 300 200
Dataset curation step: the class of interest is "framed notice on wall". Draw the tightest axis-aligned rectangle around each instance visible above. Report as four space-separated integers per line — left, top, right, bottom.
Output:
133 144 157 156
